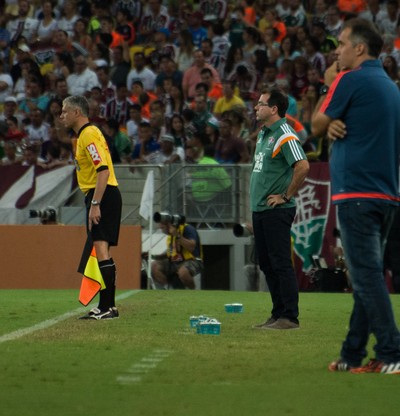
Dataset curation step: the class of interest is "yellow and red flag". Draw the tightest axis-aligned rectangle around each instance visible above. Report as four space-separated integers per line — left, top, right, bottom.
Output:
78 246 105 306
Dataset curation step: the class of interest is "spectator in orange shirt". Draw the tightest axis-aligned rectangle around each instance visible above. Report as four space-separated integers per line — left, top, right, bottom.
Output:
259 7 287 43
130 80 157 119
98 16 125 49
200 67 223 102
337 0 366 16
243 0 257 26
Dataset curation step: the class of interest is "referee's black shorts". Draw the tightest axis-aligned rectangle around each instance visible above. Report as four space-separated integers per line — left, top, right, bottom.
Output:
85 185 122 246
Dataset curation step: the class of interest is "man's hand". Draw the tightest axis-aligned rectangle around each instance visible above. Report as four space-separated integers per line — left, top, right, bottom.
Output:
327 119 347 141
266 194 286 208
88 205 101 231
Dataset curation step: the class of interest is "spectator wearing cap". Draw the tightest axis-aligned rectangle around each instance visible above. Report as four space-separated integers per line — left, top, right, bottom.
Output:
127 52 157 92
66 53 100 96
187 11 208 49
213 79 245 119
0 96 22 124
138 0 170 45
205 115 220 145
115 8 136 46
182 49 221 100
0 59 14 105
156 133 185 164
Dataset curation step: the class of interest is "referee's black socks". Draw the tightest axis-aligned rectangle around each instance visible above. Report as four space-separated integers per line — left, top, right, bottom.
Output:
98 259 116 311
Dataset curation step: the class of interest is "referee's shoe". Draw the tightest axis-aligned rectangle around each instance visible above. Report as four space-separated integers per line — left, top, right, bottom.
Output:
79 307 119 320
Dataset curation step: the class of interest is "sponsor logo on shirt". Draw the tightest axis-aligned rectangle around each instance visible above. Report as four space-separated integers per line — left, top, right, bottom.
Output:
87 143 102 165
253 151 265 172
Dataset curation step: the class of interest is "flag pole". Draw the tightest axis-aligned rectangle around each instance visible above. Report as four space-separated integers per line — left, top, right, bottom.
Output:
147 200 155 289
139 170 156 289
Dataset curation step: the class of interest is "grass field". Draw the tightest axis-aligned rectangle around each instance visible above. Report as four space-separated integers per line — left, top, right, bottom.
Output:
0 289 399 416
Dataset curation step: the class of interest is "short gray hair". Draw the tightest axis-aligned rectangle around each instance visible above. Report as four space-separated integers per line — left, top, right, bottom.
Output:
63 96 89 117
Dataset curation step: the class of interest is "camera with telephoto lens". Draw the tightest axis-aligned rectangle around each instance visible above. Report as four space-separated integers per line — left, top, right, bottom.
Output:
233 223 253 237
153 212 185 226
29 206 57 224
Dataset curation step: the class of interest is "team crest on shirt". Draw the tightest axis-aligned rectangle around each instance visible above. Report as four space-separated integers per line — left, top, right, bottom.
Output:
87 143 102 165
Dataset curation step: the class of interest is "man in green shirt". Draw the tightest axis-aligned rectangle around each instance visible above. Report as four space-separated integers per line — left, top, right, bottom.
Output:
250 89 309 330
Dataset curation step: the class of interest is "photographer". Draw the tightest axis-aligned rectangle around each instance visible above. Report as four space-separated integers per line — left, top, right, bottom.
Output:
151 214 203 290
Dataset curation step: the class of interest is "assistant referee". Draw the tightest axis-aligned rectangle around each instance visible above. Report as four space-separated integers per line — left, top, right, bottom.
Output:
61 95 122 320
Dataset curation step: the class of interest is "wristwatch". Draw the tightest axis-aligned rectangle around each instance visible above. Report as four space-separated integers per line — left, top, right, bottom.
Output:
319 84 329 96
91 199 101 206
281 193 290 203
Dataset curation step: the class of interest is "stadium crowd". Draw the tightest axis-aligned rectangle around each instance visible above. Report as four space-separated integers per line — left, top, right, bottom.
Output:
0 0 399 168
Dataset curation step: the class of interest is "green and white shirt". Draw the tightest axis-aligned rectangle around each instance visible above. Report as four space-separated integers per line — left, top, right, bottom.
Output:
250 118 307 212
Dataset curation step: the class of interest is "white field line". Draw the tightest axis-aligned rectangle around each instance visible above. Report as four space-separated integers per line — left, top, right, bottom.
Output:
116 349 172 385
0 290 140 344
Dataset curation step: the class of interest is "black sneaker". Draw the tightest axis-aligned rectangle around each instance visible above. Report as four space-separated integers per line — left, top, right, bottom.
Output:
79 307 119 320
79 307 101 320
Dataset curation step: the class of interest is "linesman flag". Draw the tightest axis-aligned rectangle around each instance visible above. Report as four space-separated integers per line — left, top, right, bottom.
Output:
78 239 105 306
139 170 154 220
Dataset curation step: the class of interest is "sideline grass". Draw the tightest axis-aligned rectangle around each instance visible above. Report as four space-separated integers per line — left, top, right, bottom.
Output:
0 290 399 416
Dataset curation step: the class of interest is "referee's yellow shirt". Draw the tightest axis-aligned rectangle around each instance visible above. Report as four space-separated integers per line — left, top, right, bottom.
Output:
73 124 118 194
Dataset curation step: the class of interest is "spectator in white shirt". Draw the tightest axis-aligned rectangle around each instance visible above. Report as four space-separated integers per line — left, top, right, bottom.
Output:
67 53 99 96
127 51 156 92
